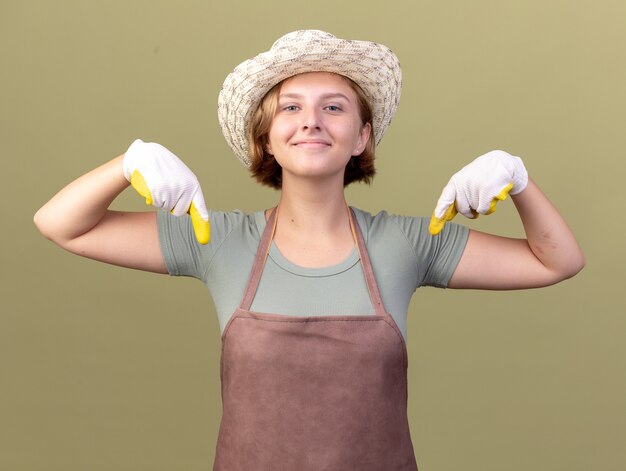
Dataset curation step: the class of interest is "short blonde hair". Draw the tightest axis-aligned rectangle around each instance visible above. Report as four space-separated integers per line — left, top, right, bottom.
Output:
248 75 376 189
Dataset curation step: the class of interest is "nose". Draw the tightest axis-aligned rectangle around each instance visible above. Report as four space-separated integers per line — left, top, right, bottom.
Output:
301 108 321 130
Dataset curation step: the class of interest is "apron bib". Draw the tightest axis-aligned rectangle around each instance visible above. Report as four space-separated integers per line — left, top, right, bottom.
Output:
214 208 418 470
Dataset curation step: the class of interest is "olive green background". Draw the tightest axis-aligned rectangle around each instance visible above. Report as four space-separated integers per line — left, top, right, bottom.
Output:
2 0 624 470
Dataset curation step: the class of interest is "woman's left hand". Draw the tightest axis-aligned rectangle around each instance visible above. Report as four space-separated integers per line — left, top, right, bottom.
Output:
429 150 529 235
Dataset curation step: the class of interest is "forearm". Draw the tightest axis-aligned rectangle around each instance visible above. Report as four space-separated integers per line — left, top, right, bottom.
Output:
34 155 130 244
512 177 585 279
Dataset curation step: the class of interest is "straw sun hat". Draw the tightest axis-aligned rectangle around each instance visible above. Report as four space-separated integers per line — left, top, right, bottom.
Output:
217 29 402 168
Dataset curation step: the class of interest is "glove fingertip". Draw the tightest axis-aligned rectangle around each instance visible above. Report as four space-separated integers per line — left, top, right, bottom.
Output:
429 215 445 236
429 203 458 236
194 223 211 245
190 203 211 244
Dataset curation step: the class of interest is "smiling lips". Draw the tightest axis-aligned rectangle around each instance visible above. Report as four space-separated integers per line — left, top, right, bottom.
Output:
292 140 331 148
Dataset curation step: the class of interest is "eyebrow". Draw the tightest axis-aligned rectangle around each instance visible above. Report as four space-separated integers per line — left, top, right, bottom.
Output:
278 93 352 102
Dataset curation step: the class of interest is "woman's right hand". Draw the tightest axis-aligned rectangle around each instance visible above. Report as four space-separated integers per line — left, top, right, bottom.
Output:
123 139 210 244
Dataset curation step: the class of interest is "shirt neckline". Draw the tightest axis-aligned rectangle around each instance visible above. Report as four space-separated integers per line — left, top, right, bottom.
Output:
253 210 361 278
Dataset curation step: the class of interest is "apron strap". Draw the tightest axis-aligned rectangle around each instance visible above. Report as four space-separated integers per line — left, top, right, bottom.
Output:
239 207 386 316
239 207 278 311
348 208 386 316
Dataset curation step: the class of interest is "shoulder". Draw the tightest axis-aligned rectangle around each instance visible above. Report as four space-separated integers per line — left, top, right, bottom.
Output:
350 206 469 266
157 208 265 254
350 207 430 242
210 209 262 239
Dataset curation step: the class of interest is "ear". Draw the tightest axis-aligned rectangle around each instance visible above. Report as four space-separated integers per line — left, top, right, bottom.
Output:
352 122 372 156
265 141 273 155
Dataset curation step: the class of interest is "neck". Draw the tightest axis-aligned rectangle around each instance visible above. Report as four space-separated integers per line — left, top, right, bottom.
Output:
266 174 356 268
276 175 350 233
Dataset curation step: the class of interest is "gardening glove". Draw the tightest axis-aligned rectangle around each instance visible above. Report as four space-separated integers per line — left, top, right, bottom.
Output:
429 150 528 235
123 139 210 244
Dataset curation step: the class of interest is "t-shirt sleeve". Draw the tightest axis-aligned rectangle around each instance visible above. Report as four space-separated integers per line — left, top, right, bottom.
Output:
388 214 469 288
157 209 250 281
157 210 207 278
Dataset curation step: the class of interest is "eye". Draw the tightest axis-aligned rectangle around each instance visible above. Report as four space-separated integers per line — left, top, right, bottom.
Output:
325 105 342 112
281 104 299 112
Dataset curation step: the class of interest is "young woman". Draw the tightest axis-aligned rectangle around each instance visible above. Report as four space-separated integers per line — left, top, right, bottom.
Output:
34 30 584 470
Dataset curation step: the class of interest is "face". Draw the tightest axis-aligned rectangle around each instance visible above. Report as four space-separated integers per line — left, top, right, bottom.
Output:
266 72 371 184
